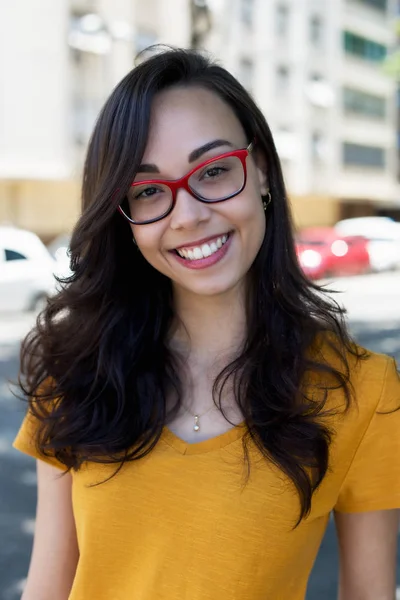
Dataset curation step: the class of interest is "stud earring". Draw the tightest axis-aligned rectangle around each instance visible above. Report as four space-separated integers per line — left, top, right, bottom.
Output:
263 191 272 211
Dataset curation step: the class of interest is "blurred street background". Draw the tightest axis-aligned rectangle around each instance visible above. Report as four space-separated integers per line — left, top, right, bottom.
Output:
1 0 400 598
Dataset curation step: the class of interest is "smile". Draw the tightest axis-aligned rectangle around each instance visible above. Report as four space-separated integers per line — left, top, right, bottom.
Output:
174 234 230 261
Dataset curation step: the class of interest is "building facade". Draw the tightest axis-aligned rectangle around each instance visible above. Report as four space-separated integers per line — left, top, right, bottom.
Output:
0 0 191 240
0 0 399 239
207 0 400 227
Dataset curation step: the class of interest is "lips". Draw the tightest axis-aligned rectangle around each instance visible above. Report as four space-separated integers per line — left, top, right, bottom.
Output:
171 231 233 270
172 233 231 261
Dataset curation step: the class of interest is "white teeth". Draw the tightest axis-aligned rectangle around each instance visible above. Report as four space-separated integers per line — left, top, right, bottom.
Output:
201 243 212 257
176 234 230 261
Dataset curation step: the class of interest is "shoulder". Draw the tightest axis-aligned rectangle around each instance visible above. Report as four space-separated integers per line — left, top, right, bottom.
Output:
348 348 399 413
323 344 400 451
312 331 398 412
13 376 67 470
329 349 400 513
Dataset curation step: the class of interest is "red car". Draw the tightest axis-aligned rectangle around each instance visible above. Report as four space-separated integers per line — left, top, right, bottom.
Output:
296 227 370 280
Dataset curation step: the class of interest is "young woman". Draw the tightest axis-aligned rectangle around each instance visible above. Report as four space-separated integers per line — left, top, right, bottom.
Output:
14 48 400 600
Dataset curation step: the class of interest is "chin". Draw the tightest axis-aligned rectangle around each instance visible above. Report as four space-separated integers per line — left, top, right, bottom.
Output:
177 275 245 298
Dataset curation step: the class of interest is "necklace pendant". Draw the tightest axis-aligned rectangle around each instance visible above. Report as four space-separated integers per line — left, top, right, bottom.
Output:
193 415 200 432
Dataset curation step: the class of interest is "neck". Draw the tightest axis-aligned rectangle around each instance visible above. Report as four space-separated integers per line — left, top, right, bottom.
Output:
170 282 247 366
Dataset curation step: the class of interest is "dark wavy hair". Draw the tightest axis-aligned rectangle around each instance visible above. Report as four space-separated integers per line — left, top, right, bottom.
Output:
18 47 365 523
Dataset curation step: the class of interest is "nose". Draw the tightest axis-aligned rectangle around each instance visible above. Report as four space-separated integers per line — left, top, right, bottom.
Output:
169 187 211 230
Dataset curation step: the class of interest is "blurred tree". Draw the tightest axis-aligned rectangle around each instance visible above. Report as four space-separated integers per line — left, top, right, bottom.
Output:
383 18 400 80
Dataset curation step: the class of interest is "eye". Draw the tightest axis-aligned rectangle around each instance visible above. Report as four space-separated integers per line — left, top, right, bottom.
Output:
132 186 161 200
203 166 228 179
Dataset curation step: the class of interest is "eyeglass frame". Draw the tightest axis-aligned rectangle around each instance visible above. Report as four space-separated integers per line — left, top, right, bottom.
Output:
117 141 254 225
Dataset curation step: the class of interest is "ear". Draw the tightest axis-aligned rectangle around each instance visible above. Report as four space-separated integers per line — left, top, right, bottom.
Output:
253 149 269 195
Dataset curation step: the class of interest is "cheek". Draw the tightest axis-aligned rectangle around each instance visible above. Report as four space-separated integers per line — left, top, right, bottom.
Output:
228 188 265 240
246 205 266 256
131 224 168 269
243 174 266 234
228 194 266 262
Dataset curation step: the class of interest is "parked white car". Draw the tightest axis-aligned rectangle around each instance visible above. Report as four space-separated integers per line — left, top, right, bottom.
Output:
0 226 60 312
334 217 400 272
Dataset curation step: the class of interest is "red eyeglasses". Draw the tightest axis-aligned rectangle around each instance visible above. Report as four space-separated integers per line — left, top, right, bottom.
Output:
118 141 254 225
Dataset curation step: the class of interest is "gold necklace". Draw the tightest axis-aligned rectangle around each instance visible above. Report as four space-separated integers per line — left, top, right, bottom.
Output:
183 404 217 432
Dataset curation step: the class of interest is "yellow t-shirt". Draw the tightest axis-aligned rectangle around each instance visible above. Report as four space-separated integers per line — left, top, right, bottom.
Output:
13 350 400 600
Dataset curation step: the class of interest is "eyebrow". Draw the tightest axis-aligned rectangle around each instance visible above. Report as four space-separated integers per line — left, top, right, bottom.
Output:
188 139 234 163
136 139 235 174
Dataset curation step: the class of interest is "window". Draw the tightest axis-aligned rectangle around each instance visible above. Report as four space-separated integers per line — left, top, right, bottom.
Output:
238 58 254 92
310 15 322 47
276 65 290 92
343 87 386 119
357 0 387 11
343 31 387 62
311 132 324 162
342 142 385 168
70 51 104 147
276 4 289 37
241 0 255 27
296 238 325 247
5 249 27 261
274 127 296 160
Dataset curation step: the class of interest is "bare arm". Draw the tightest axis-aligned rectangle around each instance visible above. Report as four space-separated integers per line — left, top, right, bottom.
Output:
335 509 399 600
21 461 79 600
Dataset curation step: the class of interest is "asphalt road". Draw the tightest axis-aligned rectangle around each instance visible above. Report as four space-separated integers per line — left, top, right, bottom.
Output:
0 272 399 599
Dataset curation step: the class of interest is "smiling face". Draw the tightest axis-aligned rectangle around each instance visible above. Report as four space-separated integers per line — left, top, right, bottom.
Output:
129 85 268 299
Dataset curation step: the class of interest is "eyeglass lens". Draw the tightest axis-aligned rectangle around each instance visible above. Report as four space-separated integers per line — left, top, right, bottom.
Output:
122 154 245 224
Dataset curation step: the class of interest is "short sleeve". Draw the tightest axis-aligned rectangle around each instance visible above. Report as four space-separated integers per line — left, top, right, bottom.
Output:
334 357 400 513
13 408 67 471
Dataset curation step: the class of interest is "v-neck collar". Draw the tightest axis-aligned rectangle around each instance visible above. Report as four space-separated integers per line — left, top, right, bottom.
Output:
161 421 247 455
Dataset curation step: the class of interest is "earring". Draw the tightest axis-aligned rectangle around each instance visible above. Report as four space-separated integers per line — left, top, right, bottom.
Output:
132 236 137 246
263 191 272 211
